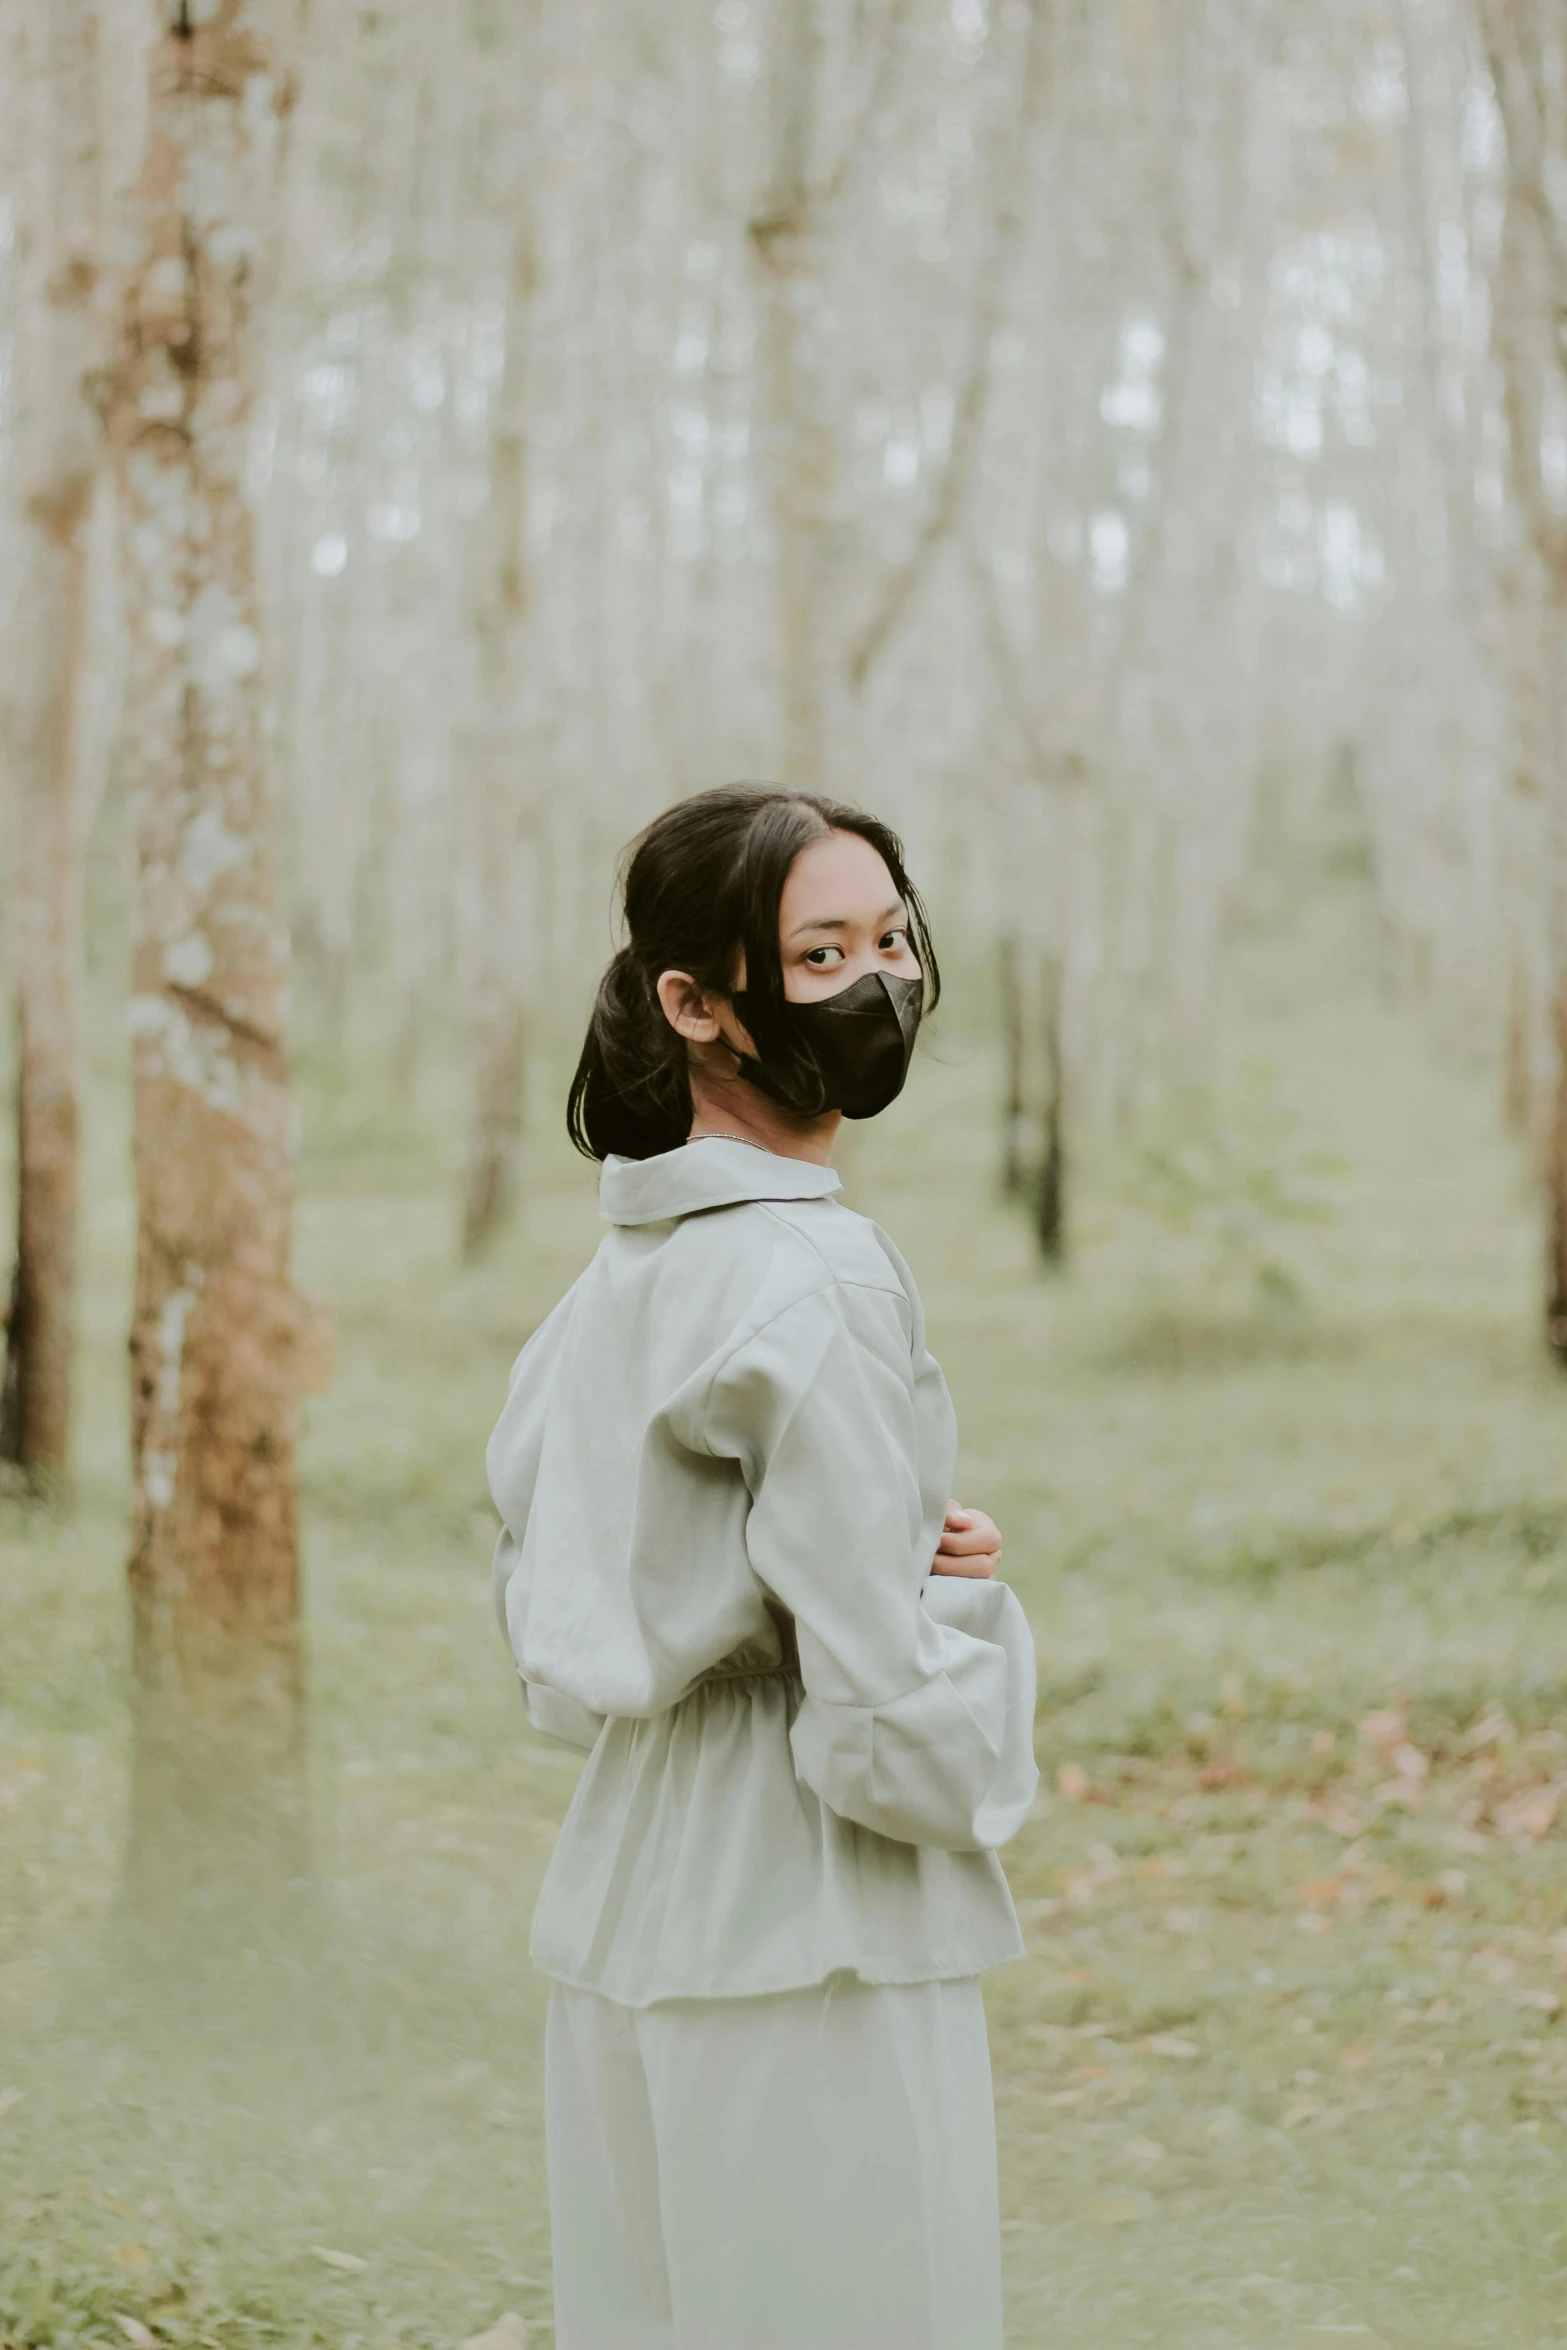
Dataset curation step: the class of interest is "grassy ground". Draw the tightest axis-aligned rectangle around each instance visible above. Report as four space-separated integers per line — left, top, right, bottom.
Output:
3 828 1567 2348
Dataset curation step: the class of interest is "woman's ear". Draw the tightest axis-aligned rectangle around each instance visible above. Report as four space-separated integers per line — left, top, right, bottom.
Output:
656 969 723 1044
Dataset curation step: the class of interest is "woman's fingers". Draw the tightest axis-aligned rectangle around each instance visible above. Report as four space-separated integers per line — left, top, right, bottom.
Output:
934 1502 1002 1576
937 1514 1001 1555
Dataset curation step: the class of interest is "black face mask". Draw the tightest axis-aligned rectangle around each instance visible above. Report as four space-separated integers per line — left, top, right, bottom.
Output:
730 969 923 1121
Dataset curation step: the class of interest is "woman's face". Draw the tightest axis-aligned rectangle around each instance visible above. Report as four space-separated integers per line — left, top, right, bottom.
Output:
660 826 920 1077
775 829 919 1002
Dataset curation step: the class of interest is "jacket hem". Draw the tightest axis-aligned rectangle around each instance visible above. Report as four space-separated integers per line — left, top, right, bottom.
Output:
528 1937 1028 2009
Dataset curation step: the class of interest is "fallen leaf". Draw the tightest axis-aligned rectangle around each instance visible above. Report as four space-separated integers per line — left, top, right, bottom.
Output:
1391 1743 1429 1782
1496 1786 1559 1840
1057 1762 1090 1800
1516 1987 1563 2015
1298 1878 1343 1906
1359 1707 1407 1751
113 2319 156 2349
112 2244 151 2271
1146 2032 1200 2059
1199 1752 1246 1791
463 2315 530 2350
309 2247 368 2274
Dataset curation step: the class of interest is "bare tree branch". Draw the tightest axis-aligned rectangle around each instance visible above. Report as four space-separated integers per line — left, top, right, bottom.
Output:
846 0 1047 693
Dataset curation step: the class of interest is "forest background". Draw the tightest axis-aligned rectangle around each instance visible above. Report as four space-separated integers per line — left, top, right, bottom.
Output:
4 1 1567 2345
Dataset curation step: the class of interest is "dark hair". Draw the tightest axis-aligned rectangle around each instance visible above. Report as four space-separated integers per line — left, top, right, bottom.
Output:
567 784 940 1161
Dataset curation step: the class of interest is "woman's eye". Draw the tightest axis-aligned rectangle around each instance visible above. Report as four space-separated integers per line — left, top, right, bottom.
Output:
804 945 845 968
879 928 909 953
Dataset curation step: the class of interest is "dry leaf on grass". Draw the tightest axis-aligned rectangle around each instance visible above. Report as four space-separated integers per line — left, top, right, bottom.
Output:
113 2318 156 2349
309 2247 368 2274
1494 1785 1560 1840
463 2315 530 2350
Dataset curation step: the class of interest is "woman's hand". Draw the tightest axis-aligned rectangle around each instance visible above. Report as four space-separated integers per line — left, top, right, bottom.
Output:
930 1502 1002 1578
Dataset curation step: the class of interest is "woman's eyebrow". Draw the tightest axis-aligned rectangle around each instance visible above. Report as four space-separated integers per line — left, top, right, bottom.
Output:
786 901 907 940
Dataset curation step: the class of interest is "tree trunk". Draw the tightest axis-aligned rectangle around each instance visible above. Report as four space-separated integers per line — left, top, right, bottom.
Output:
1476 0 1567 1361
1548 970 1567 1361
999 935 1026 1197
107 4 307 1905
462 225 536 1260
460 724 536 1261
1035 953 1067 1264
0 0 105 1486
749 2 835 793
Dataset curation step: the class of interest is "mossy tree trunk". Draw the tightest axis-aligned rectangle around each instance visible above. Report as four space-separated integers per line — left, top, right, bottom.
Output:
107 1 308 1906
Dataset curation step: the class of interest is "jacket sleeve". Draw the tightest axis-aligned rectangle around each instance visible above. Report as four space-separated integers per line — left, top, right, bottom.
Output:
490 1527 606 1755
705 1281 1038 1851
487 1291 606 1758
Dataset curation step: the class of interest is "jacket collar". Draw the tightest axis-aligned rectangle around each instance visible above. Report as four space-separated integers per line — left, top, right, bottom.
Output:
600 1136 842 1226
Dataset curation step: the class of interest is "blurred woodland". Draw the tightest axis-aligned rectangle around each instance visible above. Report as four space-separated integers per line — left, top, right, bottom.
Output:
2 0 1567 1963
8 9 1567 2343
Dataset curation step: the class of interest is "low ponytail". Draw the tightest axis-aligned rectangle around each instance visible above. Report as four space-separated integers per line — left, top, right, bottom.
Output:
566 946 693 1162
567 784 940 1162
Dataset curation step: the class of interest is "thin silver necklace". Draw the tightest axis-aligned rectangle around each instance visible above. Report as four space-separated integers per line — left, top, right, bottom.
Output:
691 1130 773 1152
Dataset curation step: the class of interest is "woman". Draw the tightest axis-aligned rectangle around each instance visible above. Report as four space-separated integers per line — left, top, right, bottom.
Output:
486 785 1038 2349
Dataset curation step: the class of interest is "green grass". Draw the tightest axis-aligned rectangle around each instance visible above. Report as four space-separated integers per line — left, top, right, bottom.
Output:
3 838 1567 2348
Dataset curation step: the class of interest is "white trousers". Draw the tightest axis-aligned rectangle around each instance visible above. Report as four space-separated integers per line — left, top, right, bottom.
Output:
545 1971 1004 2350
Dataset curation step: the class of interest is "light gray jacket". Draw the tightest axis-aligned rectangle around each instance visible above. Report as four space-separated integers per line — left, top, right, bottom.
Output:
487 1135 1038 2004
